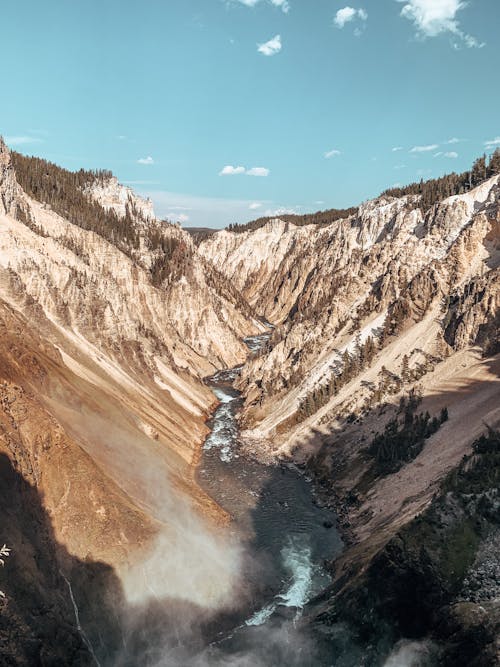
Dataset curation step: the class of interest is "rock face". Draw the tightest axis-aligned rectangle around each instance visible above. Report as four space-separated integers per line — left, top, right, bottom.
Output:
200 175 500 661
0 140 21 217
0 138 264 663
200 177 499 460
85 175 156 223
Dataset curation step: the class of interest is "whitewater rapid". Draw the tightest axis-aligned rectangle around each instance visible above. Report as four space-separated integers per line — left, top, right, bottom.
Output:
245 535 328 626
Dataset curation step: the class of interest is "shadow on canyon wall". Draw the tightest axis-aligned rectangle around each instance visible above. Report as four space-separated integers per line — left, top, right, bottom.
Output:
297 356 500 666
0 451 229 666
0 452 333 667
0 451 100 665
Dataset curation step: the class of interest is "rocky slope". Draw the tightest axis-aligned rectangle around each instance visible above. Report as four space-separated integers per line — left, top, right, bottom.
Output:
309 428 500 667
199 175 499 459
0 138 265 663
200 171 500 662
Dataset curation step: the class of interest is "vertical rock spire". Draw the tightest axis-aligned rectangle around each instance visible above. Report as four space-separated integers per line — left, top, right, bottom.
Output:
0 137 19 217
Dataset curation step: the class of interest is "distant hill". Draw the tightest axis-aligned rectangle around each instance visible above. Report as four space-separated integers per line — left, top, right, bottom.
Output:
184 226 218 242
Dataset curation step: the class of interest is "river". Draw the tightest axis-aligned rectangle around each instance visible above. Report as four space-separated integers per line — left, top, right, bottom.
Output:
196 332 346 665
193 334 439 667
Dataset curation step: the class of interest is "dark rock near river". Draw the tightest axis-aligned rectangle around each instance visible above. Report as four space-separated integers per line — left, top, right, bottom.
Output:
311 428 500 666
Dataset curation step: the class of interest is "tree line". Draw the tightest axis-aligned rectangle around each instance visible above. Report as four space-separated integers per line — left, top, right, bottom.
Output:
226 207 358 234
11 152 185 286
382 149 500 213
368 392 449 475
225 148 500 234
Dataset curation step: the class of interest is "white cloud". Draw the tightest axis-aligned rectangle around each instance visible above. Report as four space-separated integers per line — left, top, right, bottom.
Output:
434 150 458 158
163 209 191 223
334 7 356 27
397 0 484 48
4 135 43 146
257 34 282 56
233 0 289 11
446 137 461 144
410 144 439 153
459 33 484 49
249 202 262 209
485 137 500 149
263 206 299 217
270 0 290 12
219 165 270 176
392 146 404 152
324 149 342 158
247 166 270 176
140 189 273 228
137 156 154 165
334 6 367 29
394 164 407 169
219 165 246 175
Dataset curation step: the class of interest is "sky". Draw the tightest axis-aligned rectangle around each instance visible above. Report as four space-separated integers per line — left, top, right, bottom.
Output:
1 0 499 228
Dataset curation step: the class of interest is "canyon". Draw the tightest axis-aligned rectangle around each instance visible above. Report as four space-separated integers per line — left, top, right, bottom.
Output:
0 136 499 665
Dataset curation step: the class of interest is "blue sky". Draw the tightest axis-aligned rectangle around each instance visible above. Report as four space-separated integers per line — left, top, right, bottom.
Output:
1 0 499 228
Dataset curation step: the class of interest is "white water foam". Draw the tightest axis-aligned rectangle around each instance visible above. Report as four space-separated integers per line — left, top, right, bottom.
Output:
245 537 317 626
245 603 276 627
278 540 314 610
212 387 236 404
203 388 239 462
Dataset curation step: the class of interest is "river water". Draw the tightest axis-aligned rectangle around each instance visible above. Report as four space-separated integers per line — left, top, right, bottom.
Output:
196 333 345 665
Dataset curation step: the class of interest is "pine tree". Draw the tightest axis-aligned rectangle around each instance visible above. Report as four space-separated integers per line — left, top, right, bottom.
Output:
487 148 500 176
401 354 410 384
471 155 487 186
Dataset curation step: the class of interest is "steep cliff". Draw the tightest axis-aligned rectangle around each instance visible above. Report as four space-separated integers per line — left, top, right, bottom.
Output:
200 176 499 461
0 138 263 663
200 165 500 663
